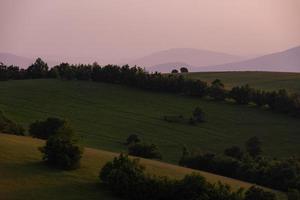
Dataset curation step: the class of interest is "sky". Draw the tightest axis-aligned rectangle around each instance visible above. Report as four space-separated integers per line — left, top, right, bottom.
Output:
1 0 300 64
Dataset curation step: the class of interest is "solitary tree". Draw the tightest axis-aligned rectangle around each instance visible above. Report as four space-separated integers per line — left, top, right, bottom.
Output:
125 134 141 145
171 69 179 73
209 79 226 101
245 136 262 157
180 67 189 73
39 125 83 170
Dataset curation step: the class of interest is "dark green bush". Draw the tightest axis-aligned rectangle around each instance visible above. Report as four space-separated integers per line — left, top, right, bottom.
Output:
245 186 276 200
29 117 67 139
128 143 162 160
100 154 274 200
39 125 83 170
0 111 24 135
125 134 141 145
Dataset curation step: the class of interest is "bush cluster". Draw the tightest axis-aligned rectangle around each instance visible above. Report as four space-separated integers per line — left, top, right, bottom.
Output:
29 117 67 139
0 111 24 135
39 124 83 170
125 134 162 160
179 137 300 192
1 59 299 118
100 154 276 200
164 107 205 125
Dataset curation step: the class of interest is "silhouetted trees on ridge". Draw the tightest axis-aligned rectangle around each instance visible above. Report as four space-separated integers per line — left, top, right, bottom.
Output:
1 58 299 118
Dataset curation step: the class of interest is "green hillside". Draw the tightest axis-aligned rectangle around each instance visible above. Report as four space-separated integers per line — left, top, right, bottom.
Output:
0 133 286 200
185 71 300 93
0 79 300 163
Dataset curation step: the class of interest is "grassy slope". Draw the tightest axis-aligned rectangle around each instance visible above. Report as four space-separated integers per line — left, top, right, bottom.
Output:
0 79 300 163
185 71 300 93
0 133 286 200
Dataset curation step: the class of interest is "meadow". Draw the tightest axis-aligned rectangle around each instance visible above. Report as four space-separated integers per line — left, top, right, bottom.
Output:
0 133 286 200
0 79 299 163
185 71 300 93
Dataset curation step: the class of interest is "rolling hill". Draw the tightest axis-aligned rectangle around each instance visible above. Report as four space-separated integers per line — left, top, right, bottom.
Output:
0 79 299 164
194 46 300 72
0 133 286 200
128 48 243 70
185 71 300 94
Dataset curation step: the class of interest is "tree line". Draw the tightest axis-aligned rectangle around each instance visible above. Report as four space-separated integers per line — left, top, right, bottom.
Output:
179 137 300 193
1 58 299 118
100 153 277 200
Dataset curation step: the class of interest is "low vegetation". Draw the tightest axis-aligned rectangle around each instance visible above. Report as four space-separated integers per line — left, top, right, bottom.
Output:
39 123 84 170
1 59 299 118
100 154 276 200
1 133 287 200
179 137 300 192
29 117 67 139
0 111 24 135
1 79 300 163
128 143 162 160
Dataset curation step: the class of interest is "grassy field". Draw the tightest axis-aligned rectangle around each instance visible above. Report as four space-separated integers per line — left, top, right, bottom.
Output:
0 133 286 200
0 79 300 163
185 71 300 93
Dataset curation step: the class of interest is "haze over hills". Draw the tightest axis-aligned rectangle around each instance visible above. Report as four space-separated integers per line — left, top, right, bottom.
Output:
128 48 244 69
1 46 299 73
0 53 34 68
193 46 300 72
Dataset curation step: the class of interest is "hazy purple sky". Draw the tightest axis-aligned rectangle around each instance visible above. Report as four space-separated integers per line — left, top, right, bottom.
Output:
1 0 300 63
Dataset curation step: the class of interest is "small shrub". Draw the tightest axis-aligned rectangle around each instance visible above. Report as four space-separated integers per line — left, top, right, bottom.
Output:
224 146 244 160
193 107 205 123
128 143 162 160
39 125 83 170
29 117 66 139
125 134 141 145
245 186 276 200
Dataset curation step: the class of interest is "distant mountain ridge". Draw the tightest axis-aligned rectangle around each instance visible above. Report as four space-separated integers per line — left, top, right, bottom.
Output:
0 53 33 68
193 46 300 72
128 48 244 70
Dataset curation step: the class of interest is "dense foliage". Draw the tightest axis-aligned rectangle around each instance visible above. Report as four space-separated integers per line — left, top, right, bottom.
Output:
0 111 24 135
125 134 141 145
128 142 162 160
39 125 83 170
179 138 300 192
0 59 299 118
29 117 67 139
100 154 276 200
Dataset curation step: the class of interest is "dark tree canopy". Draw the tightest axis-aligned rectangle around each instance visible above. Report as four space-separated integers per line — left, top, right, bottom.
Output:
245 186 276 200
171 69 179 73
128 143 162 160
39 125 83 170
224 146 244 160
29 117 67 139
27 58 49 79
209 79 227 101
180 67 189 73
125 134 141 145
245 136 262 157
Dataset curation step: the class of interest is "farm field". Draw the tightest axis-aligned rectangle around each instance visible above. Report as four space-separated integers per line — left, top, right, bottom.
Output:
0 133 286 200
184 71 300 93
0 79 300 163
